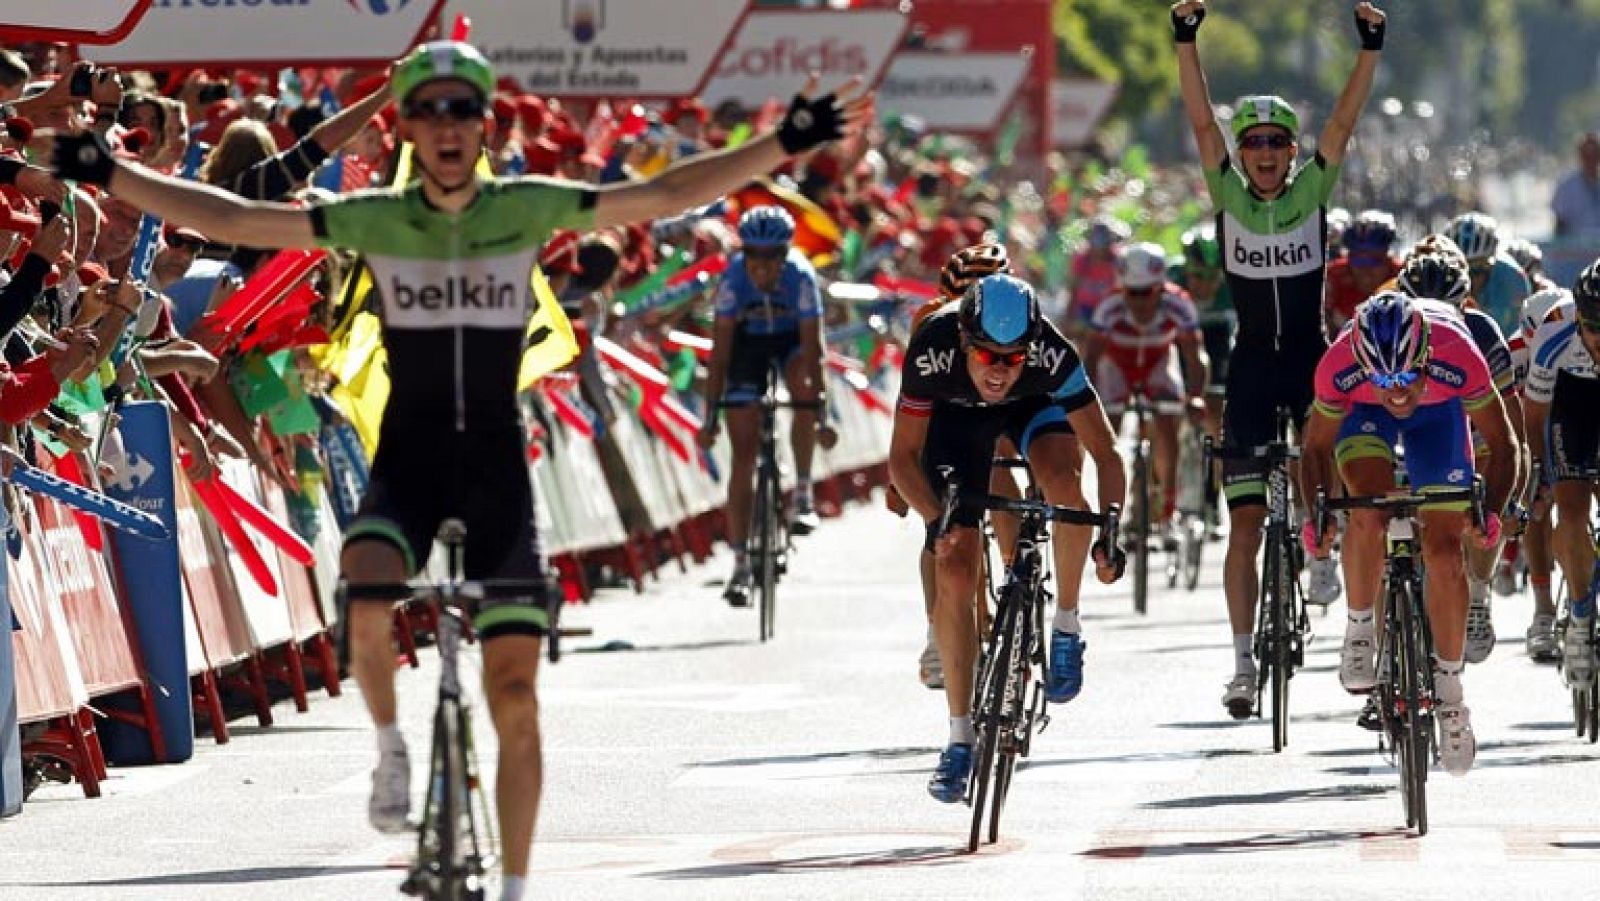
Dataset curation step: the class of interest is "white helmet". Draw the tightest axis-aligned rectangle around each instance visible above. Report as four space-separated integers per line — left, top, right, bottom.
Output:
1504 236 1543 277
1444 212 1500 263
1521 286 1571 336
1117 241 1168 291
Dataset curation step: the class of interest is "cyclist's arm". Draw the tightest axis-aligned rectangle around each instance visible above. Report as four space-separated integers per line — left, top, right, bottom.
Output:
1524 396 1551 486
1501 390 1530 502
1317 5 1386 166
1173 17 1227 171
1079 329 1104 376
1066 399 1127 515
1298 409 1342 512
105 160 318 249
308 81 392 156
700 313 738 419
1178 330 1210 400
888 408 940 523
798 315 826 415
1466 390 1519 515
590 134 788 230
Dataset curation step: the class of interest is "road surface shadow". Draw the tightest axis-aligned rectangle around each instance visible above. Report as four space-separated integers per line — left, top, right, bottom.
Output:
573 638 749 655
7 865 388 887
1018 748 1258 772
227 724 363 737
1140 782 1388 809
644 832 1018 879
1508 720 1578 732
686 746 939 770
1082 828 1411 859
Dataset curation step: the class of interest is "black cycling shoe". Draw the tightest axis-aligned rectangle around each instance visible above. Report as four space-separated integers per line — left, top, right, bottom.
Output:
1356 695 1383 732
723 572 753 608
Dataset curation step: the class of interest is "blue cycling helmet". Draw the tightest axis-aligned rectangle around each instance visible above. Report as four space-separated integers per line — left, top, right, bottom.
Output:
738 205 795 248
1352 290 1431 379
1444 212 1500 263
958 274 1042 348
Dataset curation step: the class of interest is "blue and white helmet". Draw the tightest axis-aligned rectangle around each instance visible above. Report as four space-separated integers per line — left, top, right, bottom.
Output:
958 274 1042 348
1444 212 1500 263
737 205 795 248
1352 291 1431 378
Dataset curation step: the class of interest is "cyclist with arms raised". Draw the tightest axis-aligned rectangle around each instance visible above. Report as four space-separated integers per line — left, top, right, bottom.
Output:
47 42 871 901
697 205 835 606
889 274 1125 803
1301 293 1518 775
1172 0 1387 717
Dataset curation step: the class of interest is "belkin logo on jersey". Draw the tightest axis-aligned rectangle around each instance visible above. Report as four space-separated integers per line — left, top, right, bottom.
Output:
1233 236 1313 270
390 275 518 311
1222 210 1323 280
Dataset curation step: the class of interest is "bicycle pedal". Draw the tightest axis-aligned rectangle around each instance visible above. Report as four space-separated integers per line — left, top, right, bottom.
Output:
1038 712 1051 733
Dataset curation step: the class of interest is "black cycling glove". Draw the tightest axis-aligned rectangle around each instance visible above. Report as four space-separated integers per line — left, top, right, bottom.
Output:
777 91 846 155
1171 6 1205 43
1355 10 1385 51
51 130 116 186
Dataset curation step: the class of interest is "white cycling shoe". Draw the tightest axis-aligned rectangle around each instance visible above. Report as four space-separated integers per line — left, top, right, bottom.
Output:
1306 556 1342 606
1222 673 1256 720
1437 703 1477 776
1339 634 1377 694
1464 593 1495 664
368 746 413 834
919 636 944 690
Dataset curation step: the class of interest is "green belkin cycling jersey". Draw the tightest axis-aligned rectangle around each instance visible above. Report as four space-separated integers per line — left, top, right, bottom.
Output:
1203 153 1340 352
309 177 596 432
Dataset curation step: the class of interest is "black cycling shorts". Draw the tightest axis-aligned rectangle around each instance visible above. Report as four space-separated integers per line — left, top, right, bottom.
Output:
919 395 1080 552
1220 344 1321 509
344 425 552 640
724 331 801 405
1548 370 1600 481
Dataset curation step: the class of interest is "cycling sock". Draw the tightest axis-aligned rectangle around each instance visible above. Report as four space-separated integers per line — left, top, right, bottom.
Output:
499 874 526 901
1435 658 1465 705
731 542 747 569
1467 576 1489 604
796 478 813 503
1233 634 1254 675
1347 608 1376 632
1053 607 1081 635
950 715 975 746
377 723 405 756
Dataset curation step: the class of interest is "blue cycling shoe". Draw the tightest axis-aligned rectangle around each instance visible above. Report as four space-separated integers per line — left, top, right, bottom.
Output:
1046 630 1086 703
927 743 973 803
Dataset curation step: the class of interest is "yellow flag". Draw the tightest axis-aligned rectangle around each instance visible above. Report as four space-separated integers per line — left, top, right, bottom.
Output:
518 267 579 391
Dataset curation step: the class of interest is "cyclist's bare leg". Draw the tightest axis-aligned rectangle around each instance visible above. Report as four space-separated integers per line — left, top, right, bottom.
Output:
932 526 983 717
1526 510 1557 616
1153 412 1181 522
1553 481 1597 601
783 352 820 484
722 405 761 547
1027 432 1089 613
1419 509 1472 663
989 437 1023 562
1224 504 1266 633
343 540 411 727
1337 457 1399 614
481 634 544 879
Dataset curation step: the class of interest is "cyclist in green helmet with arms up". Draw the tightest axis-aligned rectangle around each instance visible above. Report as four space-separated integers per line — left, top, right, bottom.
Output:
47 42 872 901
1171 0 1386 718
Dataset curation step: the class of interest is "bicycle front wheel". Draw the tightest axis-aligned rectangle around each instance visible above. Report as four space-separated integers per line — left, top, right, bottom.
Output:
968 589 1020 853
408 698 471 900
1133 444 1150 615
1263 529 1289 753
753 464 778 642
1394 579 1429 835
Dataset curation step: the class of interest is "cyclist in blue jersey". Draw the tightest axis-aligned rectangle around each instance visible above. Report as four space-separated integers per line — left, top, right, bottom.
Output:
697 205 836 605
1446 212 1532 338
50 42 873 901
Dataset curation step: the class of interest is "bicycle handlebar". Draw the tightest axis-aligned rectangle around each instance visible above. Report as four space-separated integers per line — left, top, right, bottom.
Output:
1313 476 1485 547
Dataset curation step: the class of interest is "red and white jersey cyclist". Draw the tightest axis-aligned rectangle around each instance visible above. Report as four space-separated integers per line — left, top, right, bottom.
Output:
1084 241 1209 415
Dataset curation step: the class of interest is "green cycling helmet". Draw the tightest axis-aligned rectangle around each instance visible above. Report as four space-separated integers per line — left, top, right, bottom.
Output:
1231 94 1299 141
1181 226 1222 268
391 41 495 106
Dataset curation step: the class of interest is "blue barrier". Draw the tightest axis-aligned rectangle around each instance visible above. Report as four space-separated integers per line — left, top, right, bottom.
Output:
97 403 193 765
5 455 170 540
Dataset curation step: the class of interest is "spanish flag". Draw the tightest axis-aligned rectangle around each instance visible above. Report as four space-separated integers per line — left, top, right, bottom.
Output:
728 177 842 265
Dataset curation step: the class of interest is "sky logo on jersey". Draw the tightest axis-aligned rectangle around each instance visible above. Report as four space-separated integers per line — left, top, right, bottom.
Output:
390 274 519 312
915 347 956 377
1029 343 1068 376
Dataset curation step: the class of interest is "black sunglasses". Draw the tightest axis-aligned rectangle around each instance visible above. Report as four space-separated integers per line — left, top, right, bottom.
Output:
1240 133 1293 151
165 233 204 250
401 95 486 123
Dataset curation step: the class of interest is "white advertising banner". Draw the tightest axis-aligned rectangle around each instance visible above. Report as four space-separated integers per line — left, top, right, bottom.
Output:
1052 78 1118 149
96 0 443 68
0 1 146 40
877 52 1031 133
451 0 749 98
700 8 908 111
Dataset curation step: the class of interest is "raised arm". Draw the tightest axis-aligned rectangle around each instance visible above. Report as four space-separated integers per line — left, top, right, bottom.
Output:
591 78 873 230
1171 1 1228 171
48 131 318 250
1317 2 1387 166
309 81 393 157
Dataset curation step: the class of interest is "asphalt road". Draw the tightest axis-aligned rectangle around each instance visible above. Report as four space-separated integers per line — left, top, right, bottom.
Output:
3 498 1597 901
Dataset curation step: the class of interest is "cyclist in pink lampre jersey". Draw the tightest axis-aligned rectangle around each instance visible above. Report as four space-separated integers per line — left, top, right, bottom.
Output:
1301 293 1518 777
1084 242 1209 538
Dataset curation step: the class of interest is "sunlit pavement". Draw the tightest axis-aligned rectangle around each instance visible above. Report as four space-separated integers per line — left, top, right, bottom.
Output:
3 498 1596 900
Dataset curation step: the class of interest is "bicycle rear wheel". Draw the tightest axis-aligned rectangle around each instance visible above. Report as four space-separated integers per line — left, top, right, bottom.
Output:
1132 444 1150 615
968 591 1019 853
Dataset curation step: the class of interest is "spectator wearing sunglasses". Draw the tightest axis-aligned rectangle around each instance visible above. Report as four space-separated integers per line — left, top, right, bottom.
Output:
889 272 1126 805
1172 0 1386 721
